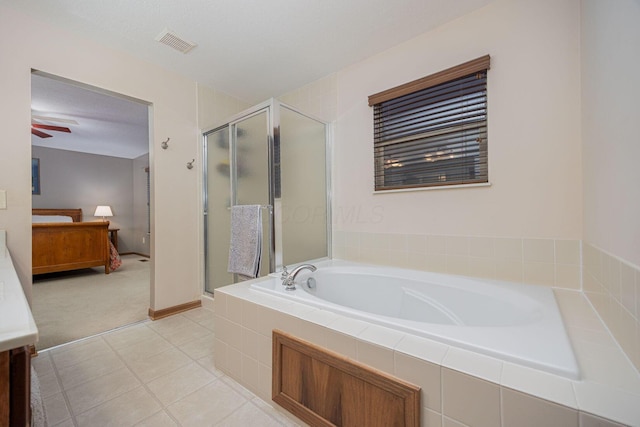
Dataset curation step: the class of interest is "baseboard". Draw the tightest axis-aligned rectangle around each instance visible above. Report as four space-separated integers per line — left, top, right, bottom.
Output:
119 252 150 258
148 300 201 320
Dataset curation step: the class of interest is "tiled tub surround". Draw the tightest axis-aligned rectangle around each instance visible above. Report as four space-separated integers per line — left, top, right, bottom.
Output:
251 261 580 380
582 243 640 373
213 278 640 427
332 232 582 290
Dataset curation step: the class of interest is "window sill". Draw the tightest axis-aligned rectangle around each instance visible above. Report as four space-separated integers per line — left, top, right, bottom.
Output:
373 182 492 194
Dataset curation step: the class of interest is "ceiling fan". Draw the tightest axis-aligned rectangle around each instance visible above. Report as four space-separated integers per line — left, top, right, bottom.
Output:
31 115 77 139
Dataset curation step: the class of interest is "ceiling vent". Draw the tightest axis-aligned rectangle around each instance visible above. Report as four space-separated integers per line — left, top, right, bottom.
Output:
155 29 197 54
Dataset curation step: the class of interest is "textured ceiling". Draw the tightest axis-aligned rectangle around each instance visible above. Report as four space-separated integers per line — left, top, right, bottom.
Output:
7 0 495 157
5 0 493 103
31 73 150 159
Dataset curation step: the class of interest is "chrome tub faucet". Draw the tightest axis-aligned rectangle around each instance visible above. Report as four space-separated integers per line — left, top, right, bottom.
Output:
281 264 317 291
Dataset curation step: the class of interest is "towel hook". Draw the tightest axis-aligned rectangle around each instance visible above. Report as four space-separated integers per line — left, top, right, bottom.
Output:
186 159 195 170
161 138 170 150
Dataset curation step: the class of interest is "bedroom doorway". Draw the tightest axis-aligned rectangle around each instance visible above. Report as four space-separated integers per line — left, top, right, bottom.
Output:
30 71 153 350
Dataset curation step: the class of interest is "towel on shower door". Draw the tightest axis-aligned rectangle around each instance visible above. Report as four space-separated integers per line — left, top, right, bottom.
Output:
227 204 262 278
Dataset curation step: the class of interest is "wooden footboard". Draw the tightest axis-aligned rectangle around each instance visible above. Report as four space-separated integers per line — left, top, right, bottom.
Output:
32 222 110 275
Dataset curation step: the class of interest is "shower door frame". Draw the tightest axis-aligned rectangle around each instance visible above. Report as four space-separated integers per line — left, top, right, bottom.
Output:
202 98 331 295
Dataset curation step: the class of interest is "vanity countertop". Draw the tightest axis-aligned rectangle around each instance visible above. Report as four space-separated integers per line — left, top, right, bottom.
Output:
0 233 38 352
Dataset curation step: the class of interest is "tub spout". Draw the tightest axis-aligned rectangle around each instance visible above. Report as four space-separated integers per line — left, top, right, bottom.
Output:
282 264 317 291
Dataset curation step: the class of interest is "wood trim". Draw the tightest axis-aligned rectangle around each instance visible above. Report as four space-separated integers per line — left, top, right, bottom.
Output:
9 347 30 427
368 55 491 106
272 330 420 427
0 351 8 427
148 300 202 320
32 208 83 222
118 252 150 258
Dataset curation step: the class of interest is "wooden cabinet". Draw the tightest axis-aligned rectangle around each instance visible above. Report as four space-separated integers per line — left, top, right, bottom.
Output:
0 346 30 427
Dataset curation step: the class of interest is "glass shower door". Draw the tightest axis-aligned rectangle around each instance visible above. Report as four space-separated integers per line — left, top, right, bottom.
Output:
204 100 329 294
232 110 273 280
203 126 232 293
204 108 272 293
279 106 328 266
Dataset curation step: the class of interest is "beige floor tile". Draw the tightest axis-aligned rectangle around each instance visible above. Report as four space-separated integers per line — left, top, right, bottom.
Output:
134 410 179 426
196 354 225 376
147 314 197 334
167 378 247 426
65 367 140 415
52 419 75 427
216 401 286 426
443 416 469 427
182 307 215 324
179 332 216 359
147 362 216 405
115 333 174 362
221 375 256 400
75 386 161 427
32 352 55 376
103 323 159 350
157 322 213 346
196 315 216 331
43 392 72 426
51 337 113 369
38 370 62 398
250 397 306 427
127 347 192 383
57 351 126 390
40 309 306 427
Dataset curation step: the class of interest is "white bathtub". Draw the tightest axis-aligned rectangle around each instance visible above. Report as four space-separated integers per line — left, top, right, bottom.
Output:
251 260 580 380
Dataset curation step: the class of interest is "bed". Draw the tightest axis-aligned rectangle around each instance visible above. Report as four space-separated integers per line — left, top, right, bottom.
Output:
32 208 111 275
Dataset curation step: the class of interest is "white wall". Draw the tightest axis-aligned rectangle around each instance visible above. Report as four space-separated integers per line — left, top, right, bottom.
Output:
581 0 640 268
580 0 640 371
334 0 582 240
132 153 150 256
0 5 201 309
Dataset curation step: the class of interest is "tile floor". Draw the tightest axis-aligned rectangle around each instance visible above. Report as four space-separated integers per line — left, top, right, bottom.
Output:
32 306 306 426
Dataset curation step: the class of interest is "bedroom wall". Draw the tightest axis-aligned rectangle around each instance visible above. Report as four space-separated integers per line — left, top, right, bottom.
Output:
0 5 204 309
31 146 136 253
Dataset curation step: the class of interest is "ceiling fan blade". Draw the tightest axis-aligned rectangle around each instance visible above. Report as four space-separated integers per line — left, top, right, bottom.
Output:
32 123 71 133
31 128 52 138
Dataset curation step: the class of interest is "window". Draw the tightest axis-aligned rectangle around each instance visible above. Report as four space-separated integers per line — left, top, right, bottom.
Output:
369 55 490 191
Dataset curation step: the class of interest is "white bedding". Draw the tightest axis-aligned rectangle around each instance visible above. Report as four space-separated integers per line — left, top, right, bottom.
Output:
32 215 73 223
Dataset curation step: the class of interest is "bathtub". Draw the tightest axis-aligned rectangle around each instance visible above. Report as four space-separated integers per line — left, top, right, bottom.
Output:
251 260 580 380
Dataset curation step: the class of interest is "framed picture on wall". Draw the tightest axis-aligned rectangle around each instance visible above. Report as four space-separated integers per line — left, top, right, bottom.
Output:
32 158 40 195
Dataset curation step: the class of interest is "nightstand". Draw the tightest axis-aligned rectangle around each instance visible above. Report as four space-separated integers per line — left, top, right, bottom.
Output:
108 228 119 252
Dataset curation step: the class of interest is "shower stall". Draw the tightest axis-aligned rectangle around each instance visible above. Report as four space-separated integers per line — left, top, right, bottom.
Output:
203 99 331 293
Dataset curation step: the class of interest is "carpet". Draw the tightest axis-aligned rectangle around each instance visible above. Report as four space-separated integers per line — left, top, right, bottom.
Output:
31 254 150 350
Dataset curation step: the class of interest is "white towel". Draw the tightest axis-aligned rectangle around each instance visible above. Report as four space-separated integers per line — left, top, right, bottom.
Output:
227 205 262 278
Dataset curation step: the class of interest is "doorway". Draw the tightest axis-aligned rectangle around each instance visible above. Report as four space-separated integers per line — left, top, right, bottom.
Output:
30 71 153 350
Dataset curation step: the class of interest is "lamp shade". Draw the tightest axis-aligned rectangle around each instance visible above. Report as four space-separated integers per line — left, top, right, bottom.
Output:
94 205 113 218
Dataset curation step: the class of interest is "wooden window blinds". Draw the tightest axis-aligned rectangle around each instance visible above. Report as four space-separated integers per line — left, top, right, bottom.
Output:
369 55 490 191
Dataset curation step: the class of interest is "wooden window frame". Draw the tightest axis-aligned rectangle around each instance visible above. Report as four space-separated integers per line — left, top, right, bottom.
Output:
369 55 490 191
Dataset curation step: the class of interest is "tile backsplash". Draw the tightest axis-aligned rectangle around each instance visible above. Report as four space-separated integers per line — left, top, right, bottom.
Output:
582 242 640 372
333 231 581 290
